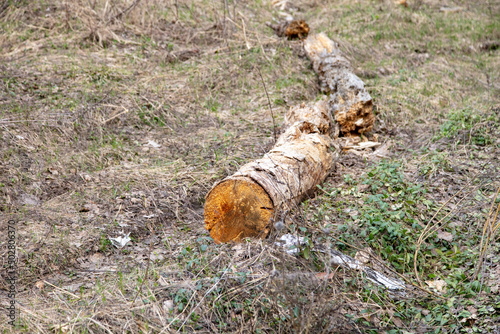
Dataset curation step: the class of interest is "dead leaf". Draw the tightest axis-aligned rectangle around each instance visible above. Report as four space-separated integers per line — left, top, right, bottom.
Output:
80 203 98 213
89 253 104 263
149 249 165 261
358 184 370 192
372 141 392 159
20 193 40 206
392 316 404 327
460 305 478 325
80 173 92 182
271 0 288 10
466 305 478 316
50 323 70 334
163 300 174 313
48 168 59 175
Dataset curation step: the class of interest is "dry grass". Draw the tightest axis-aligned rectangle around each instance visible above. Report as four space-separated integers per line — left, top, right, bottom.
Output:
0 0 499 332
475 184 500 280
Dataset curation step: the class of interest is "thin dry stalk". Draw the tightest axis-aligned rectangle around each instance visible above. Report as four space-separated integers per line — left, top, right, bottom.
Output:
106 0 141 24
131 223 155 304
413 172 481 287
255 66 277 145
473 184 500 280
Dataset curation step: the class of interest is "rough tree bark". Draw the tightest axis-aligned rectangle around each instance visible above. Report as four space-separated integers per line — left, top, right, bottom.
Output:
205 100 336 243
204 33 375 243
304 33 374 136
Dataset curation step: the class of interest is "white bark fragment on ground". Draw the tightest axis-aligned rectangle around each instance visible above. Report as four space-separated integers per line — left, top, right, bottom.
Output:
276 234 406 292
109 232 132 248
275 233 307 254
329 249 406 292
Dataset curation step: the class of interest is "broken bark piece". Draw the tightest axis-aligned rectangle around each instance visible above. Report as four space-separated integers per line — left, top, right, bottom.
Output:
204 100 337 243
275 234 405 292
304 33 375 136
329 249 405 292
285 20 310 40
268 20 310 40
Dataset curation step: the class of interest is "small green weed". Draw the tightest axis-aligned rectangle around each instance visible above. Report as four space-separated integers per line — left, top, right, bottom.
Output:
204 96 221 113
435 108 497 146
418 151 453 179
99 233 112 252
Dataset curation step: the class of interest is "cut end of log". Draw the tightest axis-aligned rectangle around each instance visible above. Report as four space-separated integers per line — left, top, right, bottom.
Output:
204 178 274 244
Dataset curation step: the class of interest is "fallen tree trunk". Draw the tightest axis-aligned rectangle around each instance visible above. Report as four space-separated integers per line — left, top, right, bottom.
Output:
205 101 336 243
204 33 375 243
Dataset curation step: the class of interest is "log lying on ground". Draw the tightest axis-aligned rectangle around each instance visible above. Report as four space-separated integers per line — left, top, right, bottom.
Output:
304 33 374 136
205 100 336 243
204 33 375 243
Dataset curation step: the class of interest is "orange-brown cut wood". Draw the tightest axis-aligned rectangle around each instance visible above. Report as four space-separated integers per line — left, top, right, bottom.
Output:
204 177 273 243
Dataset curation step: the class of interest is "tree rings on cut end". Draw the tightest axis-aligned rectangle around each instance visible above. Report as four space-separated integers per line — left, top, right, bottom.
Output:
204 177 274 244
